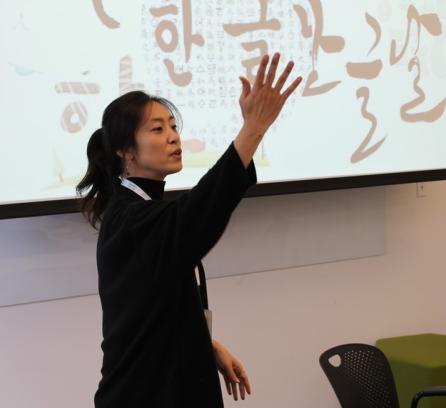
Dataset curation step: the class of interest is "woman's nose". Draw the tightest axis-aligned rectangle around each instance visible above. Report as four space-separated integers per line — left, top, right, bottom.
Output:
168 129 180 143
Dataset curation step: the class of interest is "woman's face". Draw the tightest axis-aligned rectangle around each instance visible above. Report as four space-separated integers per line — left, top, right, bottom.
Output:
126 101 183 180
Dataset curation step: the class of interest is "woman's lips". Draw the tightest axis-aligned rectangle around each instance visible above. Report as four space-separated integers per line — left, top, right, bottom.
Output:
171 150 182 159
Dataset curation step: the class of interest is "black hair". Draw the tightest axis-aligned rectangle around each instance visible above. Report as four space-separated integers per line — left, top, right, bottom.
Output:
75 90 182 230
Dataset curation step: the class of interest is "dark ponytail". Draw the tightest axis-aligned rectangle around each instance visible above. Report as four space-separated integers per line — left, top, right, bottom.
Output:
76 128 119 230
76 90 182 230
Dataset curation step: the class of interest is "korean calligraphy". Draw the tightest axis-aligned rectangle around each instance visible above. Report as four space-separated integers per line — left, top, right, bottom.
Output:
401 56 446 122
346 13 386 163
92 0 120 29
293 0 345 96
223 0 281 83
150 0 204 86
56 56 142 133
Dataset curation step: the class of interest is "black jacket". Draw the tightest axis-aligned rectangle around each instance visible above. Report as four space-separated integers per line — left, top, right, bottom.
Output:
94 142 257 407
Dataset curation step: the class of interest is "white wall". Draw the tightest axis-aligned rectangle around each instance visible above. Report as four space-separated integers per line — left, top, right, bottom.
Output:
1 181 445 408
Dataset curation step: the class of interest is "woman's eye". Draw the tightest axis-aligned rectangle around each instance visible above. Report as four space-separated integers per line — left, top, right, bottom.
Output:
171 125 177 130
152 127 162 132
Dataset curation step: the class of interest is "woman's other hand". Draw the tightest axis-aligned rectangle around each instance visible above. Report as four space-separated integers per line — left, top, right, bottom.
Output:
212 339 252 401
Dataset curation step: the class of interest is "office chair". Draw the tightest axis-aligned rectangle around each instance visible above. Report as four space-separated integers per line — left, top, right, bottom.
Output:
319 343 446 408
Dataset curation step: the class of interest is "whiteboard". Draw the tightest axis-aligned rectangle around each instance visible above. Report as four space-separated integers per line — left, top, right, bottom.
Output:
0 187 384 307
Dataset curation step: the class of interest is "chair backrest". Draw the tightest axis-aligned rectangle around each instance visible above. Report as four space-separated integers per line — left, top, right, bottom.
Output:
319 343 400 408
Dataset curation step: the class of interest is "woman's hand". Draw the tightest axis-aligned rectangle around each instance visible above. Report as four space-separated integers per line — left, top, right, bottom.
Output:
212 339 252 401
233 52 303 168
239 52 303 136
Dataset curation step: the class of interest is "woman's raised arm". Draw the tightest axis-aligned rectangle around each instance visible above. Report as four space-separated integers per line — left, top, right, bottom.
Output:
127 53 303 271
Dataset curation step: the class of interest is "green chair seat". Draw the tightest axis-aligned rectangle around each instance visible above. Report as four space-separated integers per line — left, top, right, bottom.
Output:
376 334 446 408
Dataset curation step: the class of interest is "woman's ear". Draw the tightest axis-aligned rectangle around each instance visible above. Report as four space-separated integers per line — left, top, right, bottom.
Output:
117 149 133 177
116 149 133 160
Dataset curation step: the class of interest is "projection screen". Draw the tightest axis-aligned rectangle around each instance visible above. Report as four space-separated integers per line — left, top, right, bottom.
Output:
1 0 445 218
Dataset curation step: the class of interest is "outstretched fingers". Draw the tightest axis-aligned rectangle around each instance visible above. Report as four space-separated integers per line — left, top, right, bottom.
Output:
265 52 280 87
281 75 303 101
253 54 269 91
274 60 295 92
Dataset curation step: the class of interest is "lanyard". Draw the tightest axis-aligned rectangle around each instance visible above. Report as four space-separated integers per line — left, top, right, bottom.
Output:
119 176 152 201
195 264 212 336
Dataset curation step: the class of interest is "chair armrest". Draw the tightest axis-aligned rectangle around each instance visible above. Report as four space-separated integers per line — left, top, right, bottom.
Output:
410 386 446 408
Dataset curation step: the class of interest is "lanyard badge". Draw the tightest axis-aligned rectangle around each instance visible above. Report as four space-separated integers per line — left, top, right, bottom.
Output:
195 266 212 337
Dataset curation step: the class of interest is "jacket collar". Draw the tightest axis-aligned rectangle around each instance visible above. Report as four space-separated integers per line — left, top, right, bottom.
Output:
118 176 165 200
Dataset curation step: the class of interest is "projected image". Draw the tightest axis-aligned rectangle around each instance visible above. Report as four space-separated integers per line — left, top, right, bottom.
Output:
1 0 445 205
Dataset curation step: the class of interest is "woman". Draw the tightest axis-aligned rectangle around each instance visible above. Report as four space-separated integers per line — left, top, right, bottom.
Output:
76 52 302 407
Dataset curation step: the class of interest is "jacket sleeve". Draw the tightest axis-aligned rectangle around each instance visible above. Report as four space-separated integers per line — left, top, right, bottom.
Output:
125 141 257 271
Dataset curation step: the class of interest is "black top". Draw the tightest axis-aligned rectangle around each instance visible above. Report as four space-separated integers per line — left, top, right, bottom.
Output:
94 142 257 407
